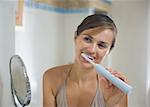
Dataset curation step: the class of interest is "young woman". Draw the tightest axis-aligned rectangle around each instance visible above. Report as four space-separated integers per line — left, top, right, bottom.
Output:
43 14 128 107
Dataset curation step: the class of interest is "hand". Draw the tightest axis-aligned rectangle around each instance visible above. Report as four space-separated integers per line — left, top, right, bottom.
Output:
99 68 128 107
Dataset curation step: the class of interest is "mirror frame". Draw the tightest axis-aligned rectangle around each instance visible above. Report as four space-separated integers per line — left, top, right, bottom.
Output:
9 55 31 106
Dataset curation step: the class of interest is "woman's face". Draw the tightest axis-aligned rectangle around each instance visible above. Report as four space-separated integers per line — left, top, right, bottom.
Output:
74 27 115 69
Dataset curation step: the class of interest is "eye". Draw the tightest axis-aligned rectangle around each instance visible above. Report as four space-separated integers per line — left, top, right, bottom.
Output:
83 36 93 43
97 43 108 49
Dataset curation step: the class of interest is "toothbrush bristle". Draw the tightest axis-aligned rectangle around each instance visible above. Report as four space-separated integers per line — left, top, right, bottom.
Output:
81 53 89 61
81 53 95 65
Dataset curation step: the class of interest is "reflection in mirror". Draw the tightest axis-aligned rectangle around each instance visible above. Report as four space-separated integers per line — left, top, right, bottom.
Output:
9 55 31 107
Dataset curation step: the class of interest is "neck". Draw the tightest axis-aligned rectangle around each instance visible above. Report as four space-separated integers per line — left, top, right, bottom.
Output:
69 63 96 83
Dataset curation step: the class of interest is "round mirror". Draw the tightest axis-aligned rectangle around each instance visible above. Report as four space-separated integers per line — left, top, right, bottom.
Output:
9 55 31 107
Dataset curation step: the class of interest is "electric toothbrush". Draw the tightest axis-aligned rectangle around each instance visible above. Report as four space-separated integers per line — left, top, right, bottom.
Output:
81 53 133 94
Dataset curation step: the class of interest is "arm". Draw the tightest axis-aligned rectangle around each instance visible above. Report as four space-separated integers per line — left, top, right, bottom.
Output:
43 71 55 107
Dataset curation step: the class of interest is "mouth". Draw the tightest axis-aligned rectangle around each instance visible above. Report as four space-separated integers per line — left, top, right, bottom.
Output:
81 52 95 61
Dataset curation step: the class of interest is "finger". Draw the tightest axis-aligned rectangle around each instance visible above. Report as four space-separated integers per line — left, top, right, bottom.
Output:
112 71 128 83
106 67 113 73
106 67 126 85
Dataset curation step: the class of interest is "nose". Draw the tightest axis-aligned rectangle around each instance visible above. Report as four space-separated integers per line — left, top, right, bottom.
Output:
89 43 98 53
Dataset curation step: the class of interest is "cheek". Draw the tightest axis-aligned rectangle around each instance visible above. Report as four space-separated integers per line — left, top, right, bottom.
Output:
97 49 109 62
98 52 105 59
75 40 82 56
75 39 85 52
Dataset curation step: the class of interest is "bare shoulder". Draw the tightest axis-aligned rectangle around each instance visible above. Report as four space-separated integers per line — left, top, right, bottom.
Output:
43 64 72 95
43 64 72 79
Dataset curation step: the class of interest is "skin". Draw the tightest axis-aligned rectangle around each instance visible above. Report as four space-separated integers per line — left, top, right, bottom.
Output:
43 27 128 107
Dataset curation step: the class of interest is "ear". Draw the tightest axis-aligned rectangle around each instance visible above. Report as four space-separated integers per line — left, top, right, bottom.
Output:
74 31 78 40
74 32 79 45
74 33 77 45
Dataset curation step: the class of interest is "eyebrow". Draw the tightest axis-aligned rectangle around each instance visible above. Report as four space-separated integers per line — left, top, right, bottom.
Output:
84 34 93 40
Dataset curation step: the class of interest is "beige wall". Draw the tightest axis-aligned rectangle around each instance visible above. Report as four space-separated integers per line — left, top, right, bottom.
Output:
111 1 148 107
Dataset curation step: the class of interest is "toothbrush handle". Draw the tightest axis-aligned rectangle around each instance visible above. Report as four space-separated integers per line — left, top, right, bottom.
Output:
95 64 133 94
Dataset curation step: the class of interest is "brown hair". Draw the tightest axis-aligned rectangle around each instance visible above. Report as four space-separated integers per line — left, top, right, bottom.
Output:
75 13 117 51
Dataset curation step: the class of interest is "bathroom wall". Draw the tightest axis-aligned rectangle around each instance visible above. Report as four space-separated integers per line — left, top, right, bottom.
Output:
147 0 150 106
15 8 65 106
0 1 16 107
111 1 148 107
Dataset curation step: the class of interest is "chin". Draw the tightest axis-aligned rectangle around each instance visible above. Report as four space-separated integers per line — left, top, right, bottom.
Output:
80 61 94 69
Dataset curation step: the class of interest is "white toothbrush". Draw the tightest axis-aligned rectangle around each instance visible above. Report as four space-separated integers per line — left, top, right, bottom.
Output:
81 53 133 94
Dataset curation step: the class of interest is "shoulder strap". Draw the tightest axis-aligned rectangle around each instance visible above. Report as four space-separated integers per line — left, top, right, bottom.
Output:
56 66 72 107
91 75 105 107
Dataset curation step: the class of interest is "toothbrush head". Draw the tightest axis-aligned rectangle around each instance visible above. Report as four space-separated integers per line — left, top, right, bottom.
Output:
81 53 95 65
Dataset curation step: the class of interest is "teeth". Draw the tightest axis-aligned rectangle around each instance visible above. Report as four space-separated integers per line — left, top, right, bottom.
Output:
87 55 91 58
82 53 94 60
